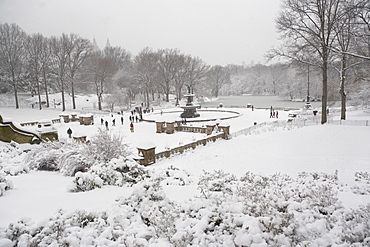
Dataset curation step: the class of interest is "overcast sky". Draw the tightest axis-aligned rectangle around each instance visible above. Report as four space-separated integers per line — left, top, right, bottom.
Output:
0 0 282 66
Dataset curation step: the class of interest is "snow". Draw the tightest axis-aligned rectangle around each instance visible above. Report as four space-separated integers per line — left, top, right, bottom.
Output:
1 171 132 226
0 95 370 245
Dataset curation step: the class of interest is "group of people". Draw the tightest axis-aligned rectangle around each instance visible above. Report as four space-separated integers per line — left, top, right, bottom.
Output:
270 106 278 118
100 115 125 131
66 103 158 138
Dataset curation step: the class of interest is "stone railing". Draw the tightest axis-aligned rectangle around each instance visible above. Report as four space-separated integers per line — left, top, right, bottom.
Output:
58 113 94 125
20 118 61 127
0 114 58 144
155 132 225 160
155 121 230 136
134 128 229 166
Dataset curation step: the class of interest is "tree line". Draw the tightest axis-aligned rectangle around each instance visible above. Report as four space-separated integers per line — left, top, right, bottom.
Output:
0 23 233 111
269 0 370 123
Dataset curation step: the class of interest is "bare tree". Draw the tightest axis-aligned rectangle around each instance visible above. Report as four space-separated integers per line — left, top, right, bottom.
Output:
331 1 370 60
0 23 27 109
185 55 209 96
87 46 130 111
158 48 180 102
331 1 363 120
25 33 44 110
66 34 91 109
132 47 160 108
173 54 188 105
50 34 70 111
272 0 342 124
40 37 53 108
207 65 231 98
267 63 289 96
89 51 115 110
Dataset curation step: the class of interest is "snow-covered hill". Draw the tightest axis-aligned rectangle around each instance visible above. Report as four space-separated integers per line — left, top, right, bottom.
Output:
0 103 369 246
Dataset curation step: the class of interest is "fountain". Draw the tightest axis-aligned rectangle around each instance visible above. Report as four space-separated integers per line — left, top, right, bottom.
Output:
180 85 200 118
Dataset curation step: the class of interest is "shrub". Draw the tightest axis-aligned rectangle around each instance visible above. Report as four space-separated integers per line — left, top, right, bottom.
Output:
85 129 131 164
0 141 28 176
70 172 103 192
352 172 370 195
25 141 66 172
0 175 13 196
340 204 370 244
25 130 131 176
90 157 148 187
151 165 193 186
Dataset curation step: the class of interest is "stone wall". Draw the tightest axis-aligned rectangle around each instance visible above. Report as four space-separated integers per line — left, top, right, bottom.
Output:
0 114 41 144
135 131 227 166
0 114 58 144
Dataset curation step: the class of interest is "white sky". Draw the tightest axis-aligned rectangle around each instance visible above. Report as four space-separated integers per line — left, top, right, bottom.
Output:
0 0 281 66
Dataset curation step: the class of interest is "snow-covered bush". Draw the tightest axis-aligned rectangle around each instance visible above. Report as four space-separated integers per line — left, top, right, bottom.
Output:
194 170 343 245
340 204 370 244
0 141 28 176
58 146 91 176
198 170 237 200
119 178 180 244
85 128 131 164
25 141 68 172
89 157 148 187
0 175 13 196
151 165 193 186
2 210 110 246
25 130 131 176
352 172 370 195
2 171 370 246
70 172 103 192
69 157 148 192
25 140 91 176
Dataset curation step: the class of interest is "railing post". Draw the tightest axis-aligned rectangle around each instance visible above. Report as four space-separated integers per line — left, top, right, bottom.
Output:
136 144 156 166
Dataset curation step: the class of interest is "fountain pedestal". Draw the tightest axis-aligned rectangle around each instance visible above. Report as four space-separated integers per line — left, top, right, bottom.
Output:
180 94 200 118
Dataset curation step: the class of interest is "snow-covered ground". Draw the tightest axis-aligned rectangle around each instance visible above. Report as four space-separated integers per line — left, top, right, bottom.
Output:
0 95 370 246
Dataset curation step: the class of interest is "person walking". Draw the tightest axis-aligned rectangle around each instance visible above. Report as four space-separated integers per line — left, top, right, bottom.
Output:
105 120 109 130
270 106 273 118
112 119 116 126
276 111 279 118
67 128 72 138
130 122 134 132
121 116 124 125
101 118 104 125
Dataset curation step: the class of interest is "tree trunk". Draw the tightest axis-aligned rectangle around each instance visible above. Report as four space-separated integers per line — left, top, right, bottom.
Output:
340 55 346 120
175 91 180 106
42 67 50 107
145 89 150 108
71 80 76 109
98 94 102 110
13 84 19 109
61 79 66 111
44 81 49 108
321 48 328 124
37 81 42 110
166 92 169 102
12 72 19 109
